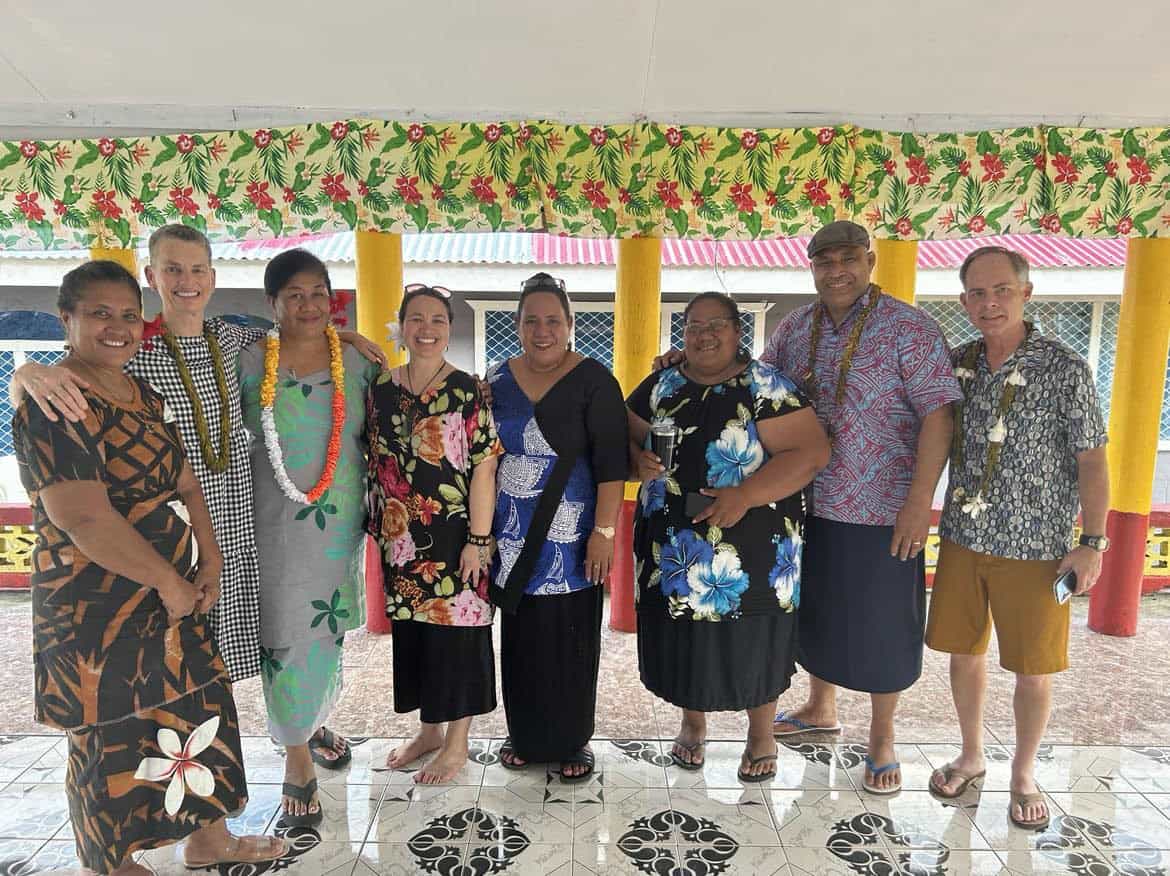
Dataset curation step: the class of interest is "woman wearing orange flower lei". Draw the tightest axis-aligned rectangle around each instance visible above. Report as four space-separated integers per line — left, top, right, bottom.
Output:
237 249 380 828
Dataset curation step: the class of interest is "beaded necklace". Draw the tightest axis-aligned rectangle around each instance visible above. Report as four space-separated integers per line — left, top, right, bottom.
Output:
161 324 231 473
804 285 882 406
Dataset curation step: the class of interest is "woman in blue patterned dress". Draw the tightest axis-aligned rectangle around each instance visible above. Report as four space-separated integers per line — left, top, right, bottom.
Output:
628 292 830 782
488 273 628 781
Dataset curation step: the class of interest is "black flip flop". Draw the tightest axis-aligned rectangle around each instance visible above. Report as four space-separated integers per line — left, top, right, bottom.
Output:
738 750 778 784
670 738 706 771
499 737 527 771
277 777 323 829
559 747 595 784
309 727 351 770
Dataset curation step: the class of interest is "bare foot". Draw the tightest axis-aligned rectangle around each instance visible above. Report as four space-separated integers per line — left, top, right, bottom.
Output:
388 727 443 769
414 742 470 784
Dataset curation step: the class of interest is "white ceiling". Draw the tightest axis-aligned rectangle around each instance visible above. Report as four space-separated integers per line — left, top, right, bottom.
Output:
2 0 1168 141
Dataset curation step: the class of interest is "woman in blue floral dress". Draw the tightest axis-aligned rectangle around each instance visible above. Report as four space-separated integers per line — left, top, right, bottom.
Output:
628 292 830 782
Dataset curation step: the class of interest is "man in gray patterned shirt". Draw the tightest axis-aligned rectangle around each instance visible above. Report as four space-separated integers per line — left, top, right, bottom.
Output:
925 246 1109 831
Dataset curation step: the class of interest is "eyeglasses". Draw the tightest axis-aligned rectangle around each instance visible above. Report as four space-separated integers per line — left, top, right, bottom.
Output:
683 317 736 336
404 283 452 298
521 274 566 293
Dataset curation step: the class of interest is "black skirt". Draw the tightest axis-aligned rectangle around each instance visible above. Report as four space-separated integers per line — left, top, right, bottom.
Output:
391 619 496 724
638 606 797 712
500 584 603 762
796 515 926 694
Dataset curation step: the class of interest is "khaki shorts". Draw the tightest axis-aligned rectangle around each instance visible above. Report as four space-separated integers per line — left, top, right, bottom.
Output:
925 539 1069 675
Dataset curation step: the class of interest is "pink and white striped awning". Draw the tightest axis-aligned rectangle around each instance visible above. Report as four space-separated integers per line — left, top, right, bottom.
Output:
530 234 1128 269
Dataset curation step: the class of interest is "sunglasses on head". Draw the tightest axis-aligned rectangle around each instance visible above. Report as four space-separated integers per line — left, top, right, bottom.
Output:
521 275 566 293
404 283 452 298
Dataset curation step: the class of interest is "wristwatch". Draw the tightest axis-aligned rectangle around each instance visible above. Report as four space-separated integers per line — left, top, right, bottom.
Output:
1079 534 1110 552
593 525 615 539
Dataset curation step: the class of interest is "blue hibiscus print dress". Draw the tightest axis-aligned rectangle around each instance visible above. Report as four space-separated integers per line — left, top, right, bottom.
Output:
628 361 810 622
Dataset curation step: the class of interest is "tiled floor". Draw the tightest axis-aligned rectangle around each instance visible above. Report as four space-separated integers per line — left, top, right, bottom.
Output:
1 592 1169 873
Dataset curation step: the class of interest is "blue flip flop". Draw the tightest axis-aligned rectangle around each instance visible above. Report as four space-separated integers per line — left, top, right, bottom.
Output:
863 755 902 795
773 710 842 737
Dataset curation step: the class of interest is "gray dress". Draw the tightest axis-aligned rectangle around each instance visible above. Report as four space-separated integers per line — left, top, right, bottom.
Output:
238 342 376 744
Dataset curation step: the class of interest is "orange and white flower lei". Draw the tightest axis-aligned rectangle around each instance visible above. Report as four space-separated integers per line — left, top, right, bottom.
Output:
260 324 345 504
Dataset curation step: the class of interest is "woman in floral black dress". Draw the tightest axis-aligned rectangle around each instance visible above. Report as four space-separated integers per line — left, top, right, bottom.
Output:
367 284 502 784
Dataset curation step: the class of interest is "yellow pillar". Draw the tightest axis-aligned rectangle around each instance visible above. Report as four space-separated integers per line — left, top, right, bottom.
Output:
613 237 662 396
354 229 405 367
1090 238 1170 636
872 239 918 304
89 245 138 277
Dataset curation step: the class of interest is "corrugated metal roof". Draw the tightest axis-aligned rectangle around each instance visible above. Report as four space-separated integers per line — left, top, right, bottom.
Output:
2 232 1129 269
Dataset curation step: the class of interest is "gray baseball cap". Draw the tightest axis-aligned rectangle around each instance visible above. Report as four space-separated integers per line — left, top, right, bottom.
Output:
807 220 870 259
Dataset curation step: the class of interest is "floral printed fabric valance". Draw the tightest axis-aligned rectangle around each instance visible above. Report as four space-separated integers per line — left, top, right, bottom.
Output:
1 120 1167 248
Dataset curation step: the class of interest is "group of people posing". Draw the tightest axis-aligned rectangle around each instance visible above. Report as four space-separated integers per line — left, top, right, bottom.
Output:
11 219 1107 874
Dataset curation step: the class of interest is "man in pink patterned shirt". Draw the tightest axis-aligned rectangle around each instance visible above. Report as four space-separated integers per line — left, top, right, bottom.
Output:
765 222 961 794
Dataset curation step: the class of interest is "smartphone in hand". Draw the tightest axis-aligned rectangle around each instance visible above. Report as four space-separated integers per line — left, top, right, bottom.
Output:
1053 569 1077 604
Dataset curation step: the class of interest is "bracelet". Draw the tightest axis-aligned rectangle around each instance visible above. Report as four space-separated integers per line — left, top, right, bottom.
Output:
467 532 493 547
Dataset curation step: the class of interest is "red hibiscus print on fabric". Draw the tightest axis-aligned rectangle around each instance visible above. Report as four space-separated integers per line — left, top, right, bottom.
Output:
131 197 145 214
253 129 272 148
1033 153 1047 171
517 124 532 145
396 175 423 205
665 127 683 148
691 191 704 207
980 152 1005 182
176 134 195 154
589 127 608 147
470 175 497 204
839 183 853 201
19 141 38 159
883 159 896 176
730 182 757 213
967 215 987 233
1041 213 1062 233
53 198 67 216
1128 154 1152 185
1105 160 1118 178
895 216 913 237
740 130 760 151
207 194 221 210
906 155 931 186
1052 153 1079 184
545 183 560 201
431 184 445 201
282 187 296 203
407 123 426 143
803 178 830 207
618 188 631 204
170 187 198 216
92 190 122 220
246 181 275 211
322 174 350 203
15 192 45 223
959 159 971 177
817 128 835 145
582 180 609 211
656 179 683 211
1117 216 1134 235
484 123 503 143
98 138 117 158
330 122 349 141
357 181 370 197
506 182 519 199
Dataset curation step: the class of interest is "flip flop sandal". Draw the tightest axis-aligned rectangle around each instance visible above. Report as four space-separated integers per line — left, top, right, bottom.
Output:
670 738 707 771
559 747 596 784
738 749 778 783
499 737 527 771
863 756 903 795
184 835 288 870
772 710 842 737
309 727 351 770
929 763 987 799
277 778 323 829
1009 792 1051 830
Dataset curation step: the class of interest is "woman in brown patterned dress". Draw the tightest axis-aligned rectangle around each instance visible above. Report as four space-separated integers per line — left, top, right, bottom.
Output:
12 261 285 876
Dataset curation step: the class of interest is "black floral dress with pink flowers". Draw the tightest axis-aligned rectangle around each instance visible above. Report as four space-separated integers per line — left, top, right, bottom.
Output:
366 368 503 724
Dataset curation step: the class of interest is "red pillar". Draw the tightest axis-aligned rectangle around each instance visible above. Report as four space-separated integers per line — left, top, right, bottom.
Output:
364 535 391 634
609 499 637 633
1090 511 1146 637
